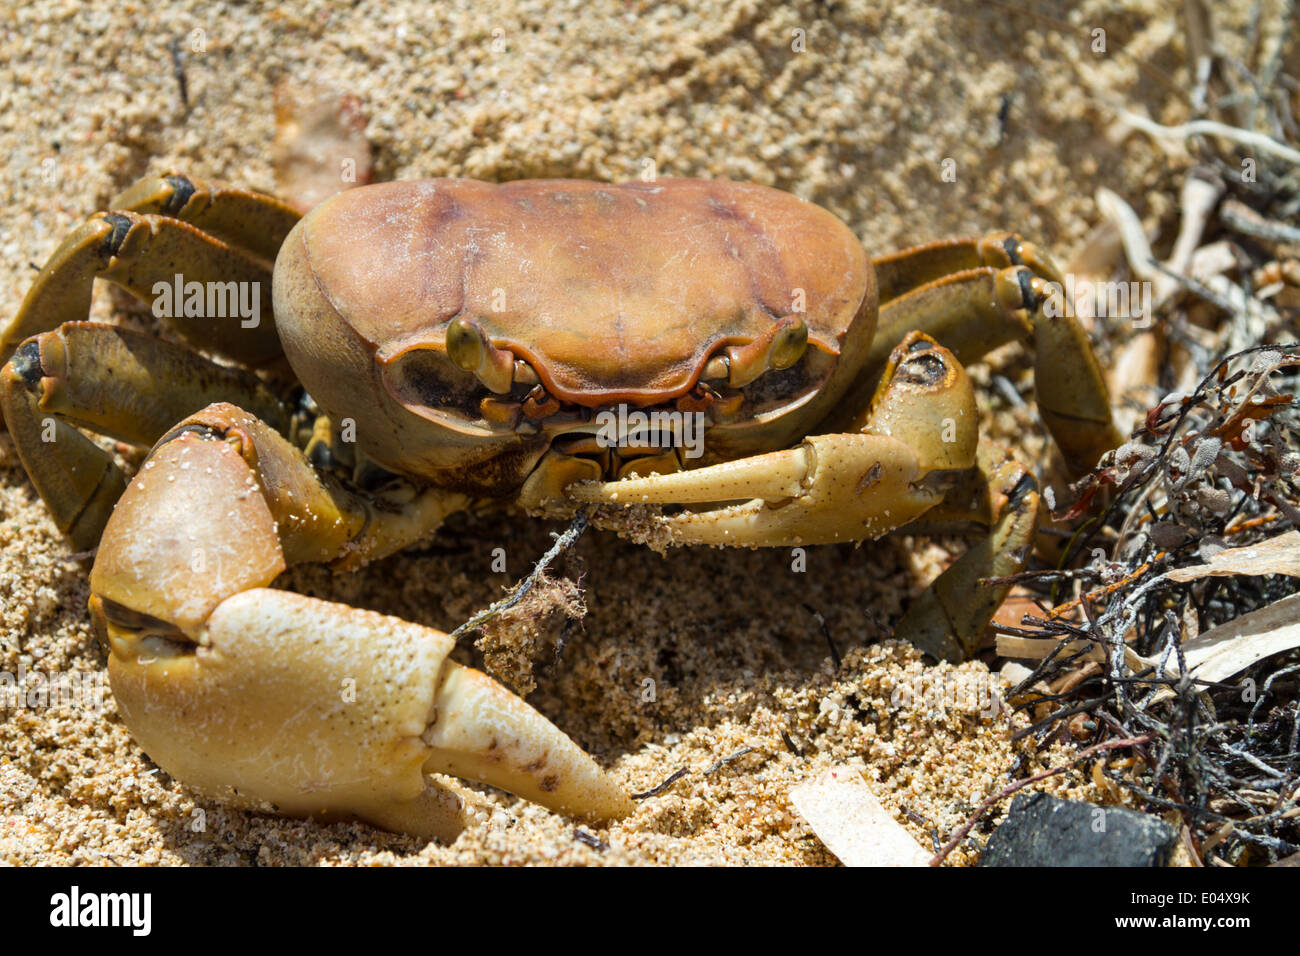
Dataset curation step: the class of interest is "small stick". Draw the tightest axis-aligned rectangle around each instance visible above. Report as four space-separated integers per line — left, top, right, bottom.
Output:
1048 564 1155 619
993 375 1027 408
780 729 804 757
1118 111 1300 164
982 567 1101 588
703 747 756 776
631 767 689 800
573 828 609 852
1220 199 1300 244
803 604 841 669
448 508 590 643
168 38 189 109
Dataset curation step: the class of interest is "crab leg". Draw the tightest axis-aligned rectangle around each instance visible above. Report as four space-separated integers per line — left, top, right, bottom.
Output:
1 211 280 367
90 402 630 837
839 233 1121 477
890 440 1039 661
0 173 298 370
872 233 1064 304
0 323 291 550
866 267 1034 376
110 173 301 263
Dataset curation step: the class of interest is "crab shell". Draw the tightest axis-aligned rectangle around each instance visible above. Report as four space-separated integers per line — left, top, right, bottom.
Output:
272 178 877 492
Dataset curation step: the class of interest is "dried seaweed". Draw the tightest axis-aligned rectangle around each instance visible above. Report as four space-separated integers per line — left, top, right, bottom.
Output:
998 338 1300 864
987 35 1300 863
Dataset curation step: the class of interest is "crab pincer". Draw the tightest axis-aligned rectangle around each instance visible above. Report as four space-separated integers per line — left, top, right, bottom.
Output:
89 404 631 839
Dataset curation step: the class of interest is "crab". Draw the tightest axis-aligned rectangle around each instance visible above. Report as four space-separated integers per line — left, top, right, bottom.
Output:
0 174 1119 838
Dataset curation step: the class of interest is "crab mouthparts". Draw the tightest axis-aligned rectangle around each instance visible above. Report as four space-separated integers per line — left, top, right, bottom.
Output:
559 403 711 464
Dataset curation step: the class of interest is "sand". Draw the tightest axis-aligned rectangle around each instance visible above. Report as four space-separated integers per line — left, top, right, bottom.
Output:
0 0 1271 865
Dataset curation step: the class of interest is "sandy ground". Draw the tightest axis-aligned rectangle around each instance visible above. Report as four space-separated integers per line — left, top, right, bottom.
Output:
0 0 1276 865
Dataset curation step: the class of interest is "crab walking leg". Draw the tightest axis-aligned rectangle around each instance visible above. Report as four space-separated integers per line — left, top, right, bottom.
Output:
871 233 1065 305
851 233 1121 477
0 323 292 550
572 334 980 546
891 440 1040 662
89 402 631 836
109 172 301 264
0 211 280 370
0 173 298 369
865 268 1033 378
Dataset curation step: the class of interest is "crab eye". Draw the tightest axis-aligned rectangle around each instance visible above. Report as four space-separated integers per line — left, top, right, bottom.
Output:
703 354 730 381
444 317 515 393
513 359 540 385
723 316 809 387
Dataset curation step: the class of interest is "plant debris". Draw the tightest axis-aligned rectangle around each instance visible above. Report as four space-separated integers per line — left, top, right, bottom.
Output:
993 49 1300 861
451 510 591 695
1156 592 1300 700
997 340 1300 864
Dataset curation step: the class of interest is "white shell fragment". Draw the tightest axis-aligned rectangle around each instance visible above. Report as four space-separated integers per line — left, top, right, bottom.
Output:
789 767 931 867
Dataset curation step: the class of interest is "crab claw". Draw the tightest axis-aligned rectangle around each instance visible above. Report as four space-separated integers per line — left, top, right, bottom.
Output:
422 653 633 821
571 334 981 547
95 588 631 840
571 433 943 545
89 402 631 839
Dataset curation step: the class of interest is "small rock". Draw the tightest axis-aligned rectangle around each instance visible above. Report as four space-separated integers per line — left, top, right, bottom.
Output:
978 793 1177 867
